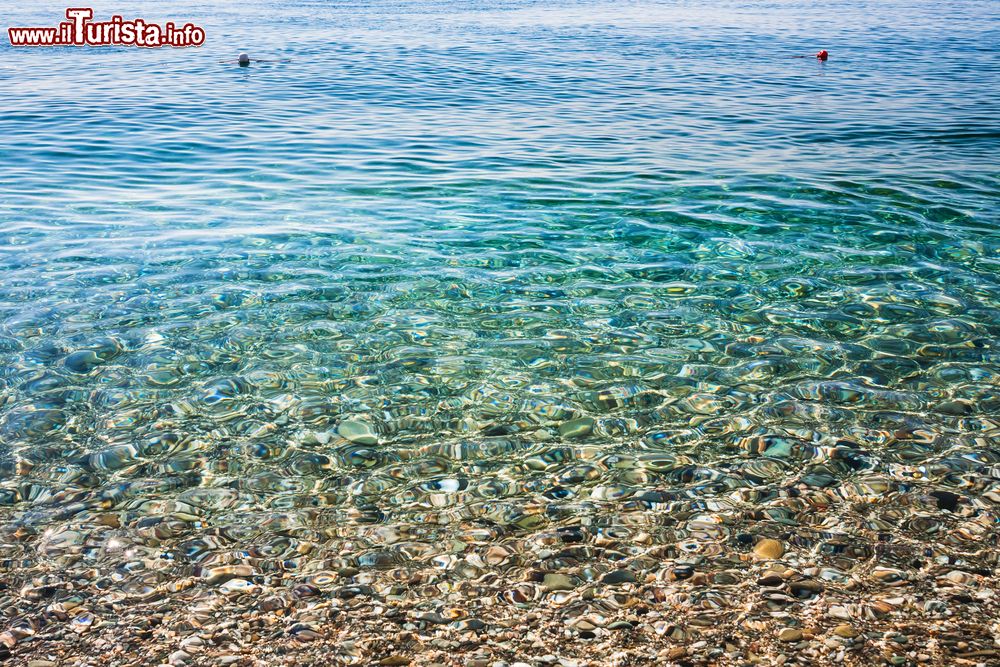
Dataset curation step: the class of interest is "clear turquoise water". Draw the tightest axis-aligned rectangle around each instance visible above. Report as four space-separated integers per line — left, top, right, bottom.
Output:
1 0 999 648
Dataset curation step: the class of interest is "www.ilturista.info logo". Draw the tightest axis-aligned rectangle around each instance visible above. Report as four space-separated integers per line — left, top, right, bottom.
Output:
8 8 205 47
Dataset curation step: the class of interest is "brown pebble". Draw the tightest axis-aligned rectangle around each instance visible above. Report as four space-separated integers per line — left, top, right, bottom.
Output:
833 624 859 638
754 539 785 559
777 628 802 642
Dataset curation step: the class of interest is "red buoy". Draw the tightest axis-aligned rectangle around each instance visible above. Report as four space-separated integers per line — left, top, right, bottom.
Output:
816 50 829 61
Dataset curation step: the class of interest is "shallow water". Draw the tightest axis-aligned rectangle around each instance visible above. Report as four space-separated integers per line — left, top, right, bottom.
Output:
0 0 999 651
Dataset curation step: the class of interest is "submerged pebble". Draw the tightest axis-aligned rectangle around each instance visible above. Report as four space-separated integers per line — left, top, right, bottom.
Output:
64 350 104 373
338 419 378 445
754 539 785 560
558 417 595 438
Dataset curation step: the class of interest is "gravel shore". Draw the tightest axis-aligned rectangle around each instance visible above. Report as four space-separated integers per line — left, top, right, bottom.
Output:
5 539 998 666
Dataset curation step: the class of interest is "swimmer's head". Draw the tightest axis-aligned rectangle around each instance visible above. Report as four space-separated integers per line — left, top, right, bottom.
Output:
238 53 250 67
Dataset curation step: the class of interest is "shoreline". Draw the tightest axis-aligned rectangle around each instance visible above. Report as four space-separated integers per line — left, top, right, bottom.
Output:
5 541 998 666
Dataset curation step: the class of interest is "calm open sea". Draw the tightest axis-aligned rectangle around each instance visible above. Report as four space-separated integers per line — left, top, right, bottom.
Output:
0 0 998 659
